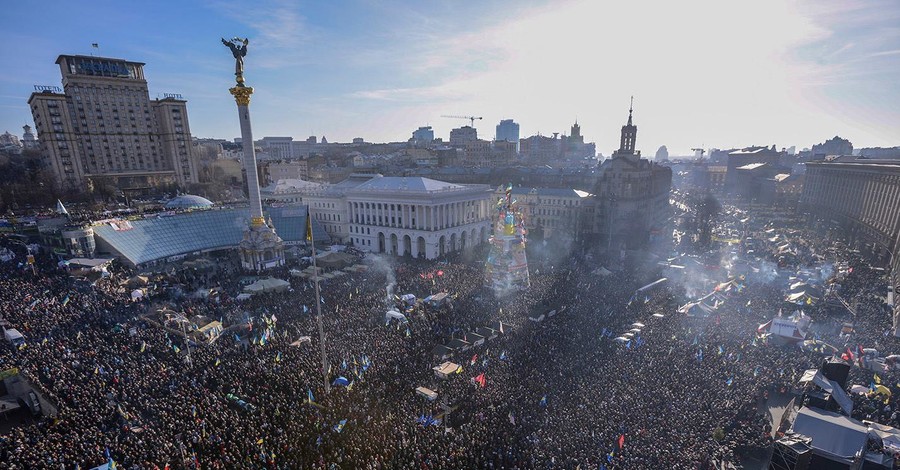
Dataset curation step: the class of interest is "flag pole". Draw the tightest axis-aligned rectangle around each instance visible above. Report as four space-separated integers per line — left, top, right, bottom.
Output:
309 210 330 393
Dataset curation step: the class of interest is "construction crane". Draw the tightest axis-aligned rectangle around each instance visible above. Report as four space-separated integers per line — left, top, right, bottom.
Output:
441 115 483 127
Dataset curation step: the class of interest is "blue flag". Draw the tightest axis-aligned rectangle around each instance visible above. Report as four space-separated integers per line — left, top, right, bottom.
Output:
307 389 315 403
333 419 347 433
539 395 547 407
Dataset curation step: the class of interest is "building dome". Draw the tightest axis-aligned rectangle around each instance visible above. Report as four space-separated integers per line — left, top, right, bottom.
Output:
165 194 214 210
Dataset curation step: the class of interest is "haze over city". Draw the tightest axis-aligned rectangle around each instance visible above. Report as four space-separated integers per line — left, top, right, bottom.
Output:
2 0 899 154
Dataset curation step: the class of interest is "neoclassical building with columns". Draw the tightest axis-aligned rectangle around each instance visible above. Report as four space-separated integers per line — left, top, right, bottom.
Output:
345 176 493 259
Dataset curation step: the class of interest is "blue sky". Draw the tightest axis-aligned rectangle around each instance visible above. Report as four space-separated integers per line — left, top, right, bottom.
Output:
1 0 898 155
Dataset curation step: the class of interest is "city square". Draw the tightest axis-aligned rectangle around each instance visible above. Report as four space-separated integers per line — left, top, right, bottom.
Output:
1 2 899 469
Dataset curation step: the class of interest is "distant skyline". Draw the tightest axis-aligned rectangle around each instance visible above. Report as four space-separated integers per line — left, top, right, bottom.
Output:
1 0 898 156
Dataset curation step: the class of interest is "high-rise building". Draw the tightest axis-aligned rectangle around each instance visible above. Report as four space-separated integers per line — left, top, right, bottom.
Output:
411 126 435 146
592 102 672 252
449 126 478 147
495 119 520 143
801 157 900 326
28 55 199 190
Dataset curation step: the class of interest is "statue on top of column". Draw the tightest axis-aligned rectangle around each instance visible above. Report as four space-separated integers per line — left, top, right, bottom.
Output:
221 37 249 85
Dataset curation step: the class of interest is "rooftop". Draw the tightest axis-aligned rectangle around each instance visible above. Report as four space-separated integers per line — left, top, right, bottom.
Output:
736 162 768 171
164 194 214 210
352 176 468 193
93 205 328 266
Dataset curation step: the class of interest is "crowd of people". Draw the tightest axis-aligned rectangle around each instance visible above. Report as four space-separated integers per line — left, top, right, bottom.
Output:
0 204 897 469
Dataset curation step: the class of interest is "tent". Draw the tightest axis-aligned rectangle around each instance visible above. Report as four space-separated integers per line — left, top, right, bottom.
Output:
866 422 900 455
790 407 867 462
476 326 497 340
433 361 460 379
446 338 470 351
385 310 407 323
416 386 438 401
592 266 613 277
235 293 253 301
316 251 356 270
464 332 485 347
431 345 453 360
130 289 144 301
243 278 290 293
400 294 417 305
424 292 450 307
679 301 715 317
126 275 149 287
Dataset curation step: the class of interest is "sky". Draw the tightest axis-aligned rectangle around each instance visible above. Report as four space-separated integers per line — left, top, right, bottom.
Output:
1 0 898 156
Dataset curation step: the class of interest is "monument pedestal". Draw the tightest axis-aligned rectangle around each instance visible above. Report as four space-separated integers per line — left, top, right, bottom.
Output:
239 218 285 271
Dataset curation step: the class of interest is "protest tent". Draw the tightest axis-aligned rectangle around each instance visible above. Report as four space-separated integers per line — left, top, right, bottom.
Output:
431 345 453 360
424 292 450 307
130 289 144 301
243 278 290 293
476 326 498 340
433 361 460 379
416 386 438 401
464 332 485 347
446 338 471 351
592 266 613 277
315 251 356 270
385 309 407 323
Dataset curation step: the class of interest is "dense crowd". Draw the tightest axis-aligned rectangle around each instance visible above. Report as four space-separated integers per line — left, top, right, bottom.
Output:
0 207 897 469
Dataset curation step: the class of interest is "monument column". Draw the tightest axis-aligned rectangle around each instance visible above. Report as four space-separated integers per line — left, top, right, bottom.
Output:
223 37 285 271
231 86 264 226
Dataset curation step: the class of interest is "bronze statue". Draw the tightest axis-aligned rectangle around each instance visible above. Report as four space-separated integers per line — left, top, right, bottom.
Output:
221 37 249 85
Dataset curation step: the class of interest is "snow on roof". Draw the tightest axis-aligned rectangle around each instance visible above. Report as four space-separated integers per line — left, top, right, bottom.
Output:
352 176 467 193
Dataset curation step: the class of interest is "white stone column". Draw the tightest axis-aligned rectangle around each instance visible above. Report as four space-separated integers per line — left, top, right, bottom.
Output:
231 88 263 222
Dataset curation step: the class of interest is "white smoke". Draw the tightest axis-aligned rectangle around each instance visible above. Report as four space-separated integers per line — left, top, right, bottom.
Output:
368 254 396 308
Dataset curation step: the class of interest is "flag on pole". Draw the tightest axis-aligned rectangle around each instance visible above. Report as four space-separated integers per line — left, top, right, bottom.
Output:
92 43 99 48
617 434 625 449
307 389 315 404
539 395 548 407
306 207 314 242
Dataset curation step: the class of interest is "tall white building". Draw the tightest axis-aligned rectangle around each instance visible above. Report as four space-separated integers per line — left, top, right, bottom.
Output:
28 55 199 189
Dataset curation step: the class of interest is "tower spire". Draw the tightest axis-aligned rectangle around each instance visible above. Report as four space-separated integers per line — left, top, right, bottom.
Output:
616 96 638 156
627 96 634 126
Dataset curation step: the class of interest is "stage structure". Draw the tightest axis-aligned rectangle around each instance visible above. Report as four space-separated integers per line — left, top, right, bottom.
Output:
222 37 285 271
485 184 530 292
